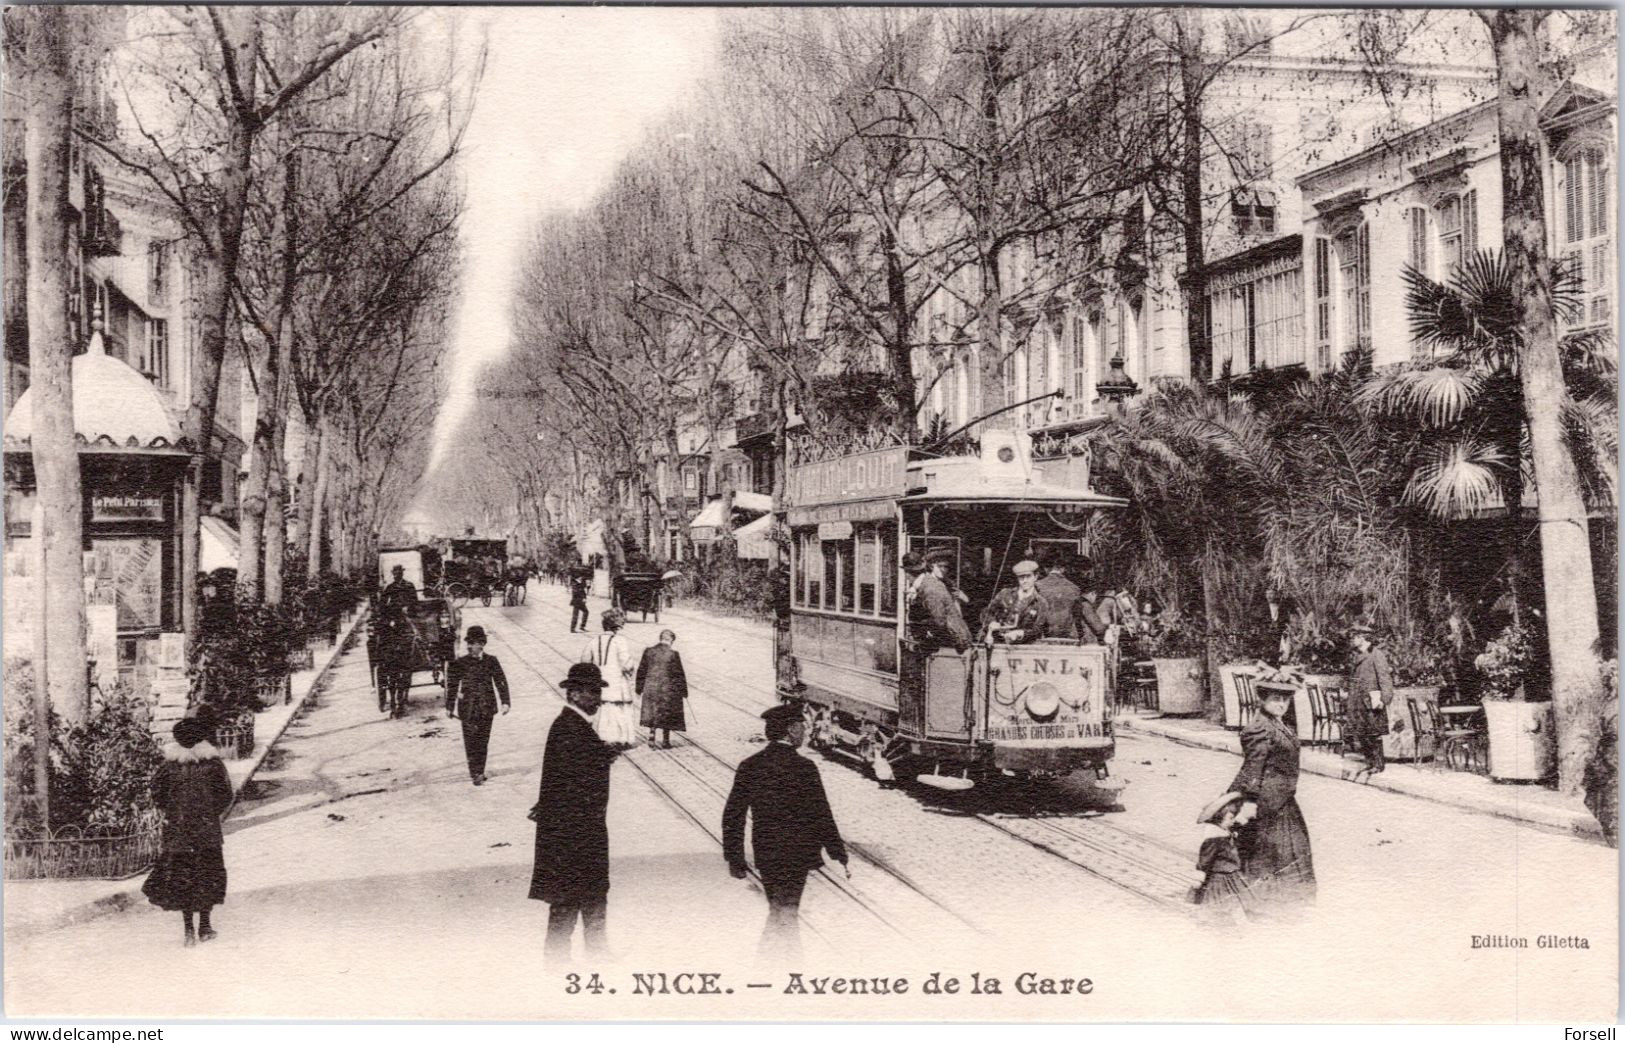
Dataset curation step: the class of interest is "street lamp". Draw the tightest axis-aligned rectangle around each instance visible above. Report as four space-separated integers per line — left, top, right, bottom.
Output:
1095 355 1139 413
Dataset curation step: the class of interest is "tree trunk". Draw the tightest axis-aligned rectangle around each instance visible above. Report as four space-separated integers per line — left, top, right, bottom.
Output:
24 4 89 724
1486 10 1604 797
1178 16 1211 384
289 408 320 561
182 6 259 648
236 384 272 600
264 456 286 605
307 416 331 573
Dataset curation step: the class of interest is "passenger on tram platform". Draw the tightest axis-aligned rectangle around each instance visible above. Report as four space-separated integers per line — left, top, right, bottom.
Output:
905 549 972 653
1035 551 1083 641
980 559 1051 644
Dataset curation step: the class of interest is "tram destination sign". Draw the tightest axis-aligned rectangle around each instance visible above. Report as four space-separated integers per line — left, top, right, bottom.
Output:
786 446 909 508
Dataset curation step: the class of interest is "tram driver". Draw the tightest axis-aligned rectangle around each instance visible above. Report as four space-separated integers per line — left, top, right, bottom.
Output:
980 559 1051 645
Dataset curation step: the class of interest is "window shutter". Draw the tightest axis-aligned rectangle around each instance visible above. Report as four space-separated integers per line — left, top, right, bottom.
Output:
1463 190 1479 256
1565 156 1583 243
1588 154 1608 239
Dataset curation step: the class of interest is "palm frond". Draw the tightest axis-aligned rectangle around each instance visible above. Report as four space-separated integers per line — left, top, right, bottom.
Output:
1357 364 1486 428
1403 438 1512 519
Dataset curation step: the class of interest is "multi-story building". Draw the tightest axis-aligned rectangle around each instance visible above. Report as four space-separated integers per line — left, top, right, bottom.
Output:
2 84 247 524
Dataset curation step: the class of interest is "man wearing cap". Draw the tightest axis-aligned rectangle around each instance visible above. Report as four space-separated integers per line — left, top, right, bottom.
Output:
1347 622 1395 776
981 560 1051 644
446 625 511 785
723 702 849 962
529 662 620 963
906 549 972 654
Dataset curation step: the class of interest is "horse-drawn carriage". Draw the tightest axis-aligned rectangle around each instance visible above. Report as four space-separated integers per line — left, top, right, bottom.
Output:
612 571 664 623
370 545 459 716
445 537 508 607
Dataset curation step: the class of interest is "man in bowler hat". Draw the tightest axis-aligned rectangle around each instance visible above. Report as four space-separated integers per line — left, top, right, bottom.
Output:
723 702 849 962
446 625 511 785
529 662 620 963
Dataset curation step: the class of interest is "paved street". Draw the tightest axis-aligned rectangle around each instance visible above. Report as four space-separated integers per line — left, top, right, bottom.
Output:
5 584 1615 1021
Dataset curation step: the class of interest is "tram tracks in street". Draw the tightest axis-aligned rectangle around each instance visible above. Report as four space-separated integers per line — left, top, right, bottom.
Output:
479 613 984 947
509 597 1205 917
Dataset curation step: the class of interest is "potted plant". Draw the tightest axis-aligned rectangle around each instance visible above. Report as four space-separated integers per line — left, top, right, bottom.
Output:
1284 611 1348 692
1474 621 1555 782
1381 622 1448 761
1144 614 1207 716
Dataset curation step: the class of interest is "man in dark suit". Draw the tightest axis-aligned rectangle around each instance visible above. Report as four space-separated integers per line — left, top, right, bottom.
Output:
379 565 417 618
568 570 591 633
723 702 849 962
446 625 511 785
1035 550 1083 641
529 662 620 964
906 549 972 653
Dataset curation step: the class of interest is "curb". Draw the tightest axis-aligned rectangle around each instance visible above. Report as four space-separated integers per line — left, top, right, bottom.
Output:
1113 713 1605 844
230 602 371 807
8 603 371 944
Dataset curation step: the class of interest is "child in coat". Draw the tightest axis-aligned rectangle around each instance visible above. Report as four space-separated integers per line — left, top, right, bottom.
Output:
1192 790 1253 923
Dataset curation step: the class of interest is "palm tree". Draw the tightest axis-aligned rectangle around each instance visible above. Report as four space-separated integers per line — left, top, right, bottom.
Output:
1364 249 1617 802
1362 252 1616 525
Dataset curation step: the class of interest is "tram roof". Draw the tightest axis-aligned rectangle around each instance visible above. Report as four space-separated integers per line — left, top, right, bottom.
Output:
901 486 1127 511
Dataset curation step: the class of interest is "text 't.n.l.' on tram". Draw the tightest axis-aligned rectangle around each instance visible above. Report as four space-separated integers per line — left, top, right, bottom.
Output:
774 430 1127 791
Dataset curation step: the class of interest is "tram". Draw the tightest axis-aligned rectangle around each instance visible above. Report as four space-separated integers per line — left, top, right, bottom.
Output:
776 430 1127 790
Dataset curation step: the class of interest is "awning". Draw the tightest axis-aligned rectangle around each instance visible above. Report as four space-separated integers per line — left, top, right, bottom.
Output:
735 513 775 560
689 498 728 531
200 516 239 572
733 491 772 514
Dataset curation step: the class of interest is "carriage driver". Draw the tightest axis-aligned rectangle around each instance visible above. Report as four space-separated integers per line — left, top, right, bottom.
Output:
980 559 1051 645
380 565 417 621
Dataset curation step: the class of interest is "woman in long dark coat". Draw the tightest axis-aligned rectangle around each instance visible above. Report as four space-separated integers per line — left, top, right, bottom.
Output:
142 716 234 945
636 629 688 748
1229 685 1316 912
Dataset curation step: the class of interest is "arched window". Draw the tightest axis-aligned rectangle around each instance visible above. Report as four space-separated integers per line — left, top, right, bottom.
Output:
1437 191 1478 275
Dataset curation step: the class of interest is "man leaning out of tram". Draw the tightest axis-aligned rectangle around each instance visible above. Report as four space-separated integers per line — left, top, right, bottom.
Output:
980 559 1051 644
905 549 972 653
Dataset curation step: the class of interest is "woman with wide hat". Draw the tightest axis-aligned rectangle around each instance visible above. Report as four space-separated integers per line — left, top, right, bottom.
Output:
142 715 234 945
580 609 638 747
1228 683 1316 913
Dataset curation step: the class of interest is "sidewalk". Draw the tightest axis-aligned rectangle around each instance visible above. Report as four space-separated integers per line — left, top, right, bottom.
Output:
1113 709 1606 842
3 603 372 943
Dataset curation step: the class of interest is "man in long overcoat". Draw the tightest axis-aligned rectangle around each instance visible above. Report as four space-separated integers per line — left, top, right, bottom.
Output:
1346 622 1395 776
529 662 619 963
907 550 972 653
446 625 511 785
723 702 849 963
637 629 689 748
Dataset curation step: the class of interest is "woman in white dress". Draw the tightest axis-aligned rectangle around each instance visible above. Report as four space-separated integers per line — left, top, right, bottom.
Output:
581 608 639 747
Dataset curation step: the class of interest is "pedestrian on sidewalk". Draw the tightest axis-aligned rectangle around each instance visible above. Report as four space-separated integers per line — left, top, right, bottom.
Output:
568 570 591 633
1347 621 1395 777
1229 684 1316 914
447 625 511 785
636 629 689 748
581 609 638 748
529 663 620 964
142 716 233 947
722 702 849 964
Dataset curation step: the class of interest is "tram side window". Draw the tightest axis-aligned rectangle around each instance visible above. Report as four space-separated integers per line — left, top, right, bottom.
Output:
878 526 897 618
801 531 823 608
838 539 855 612
792 531 807 608
823 538 843 612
